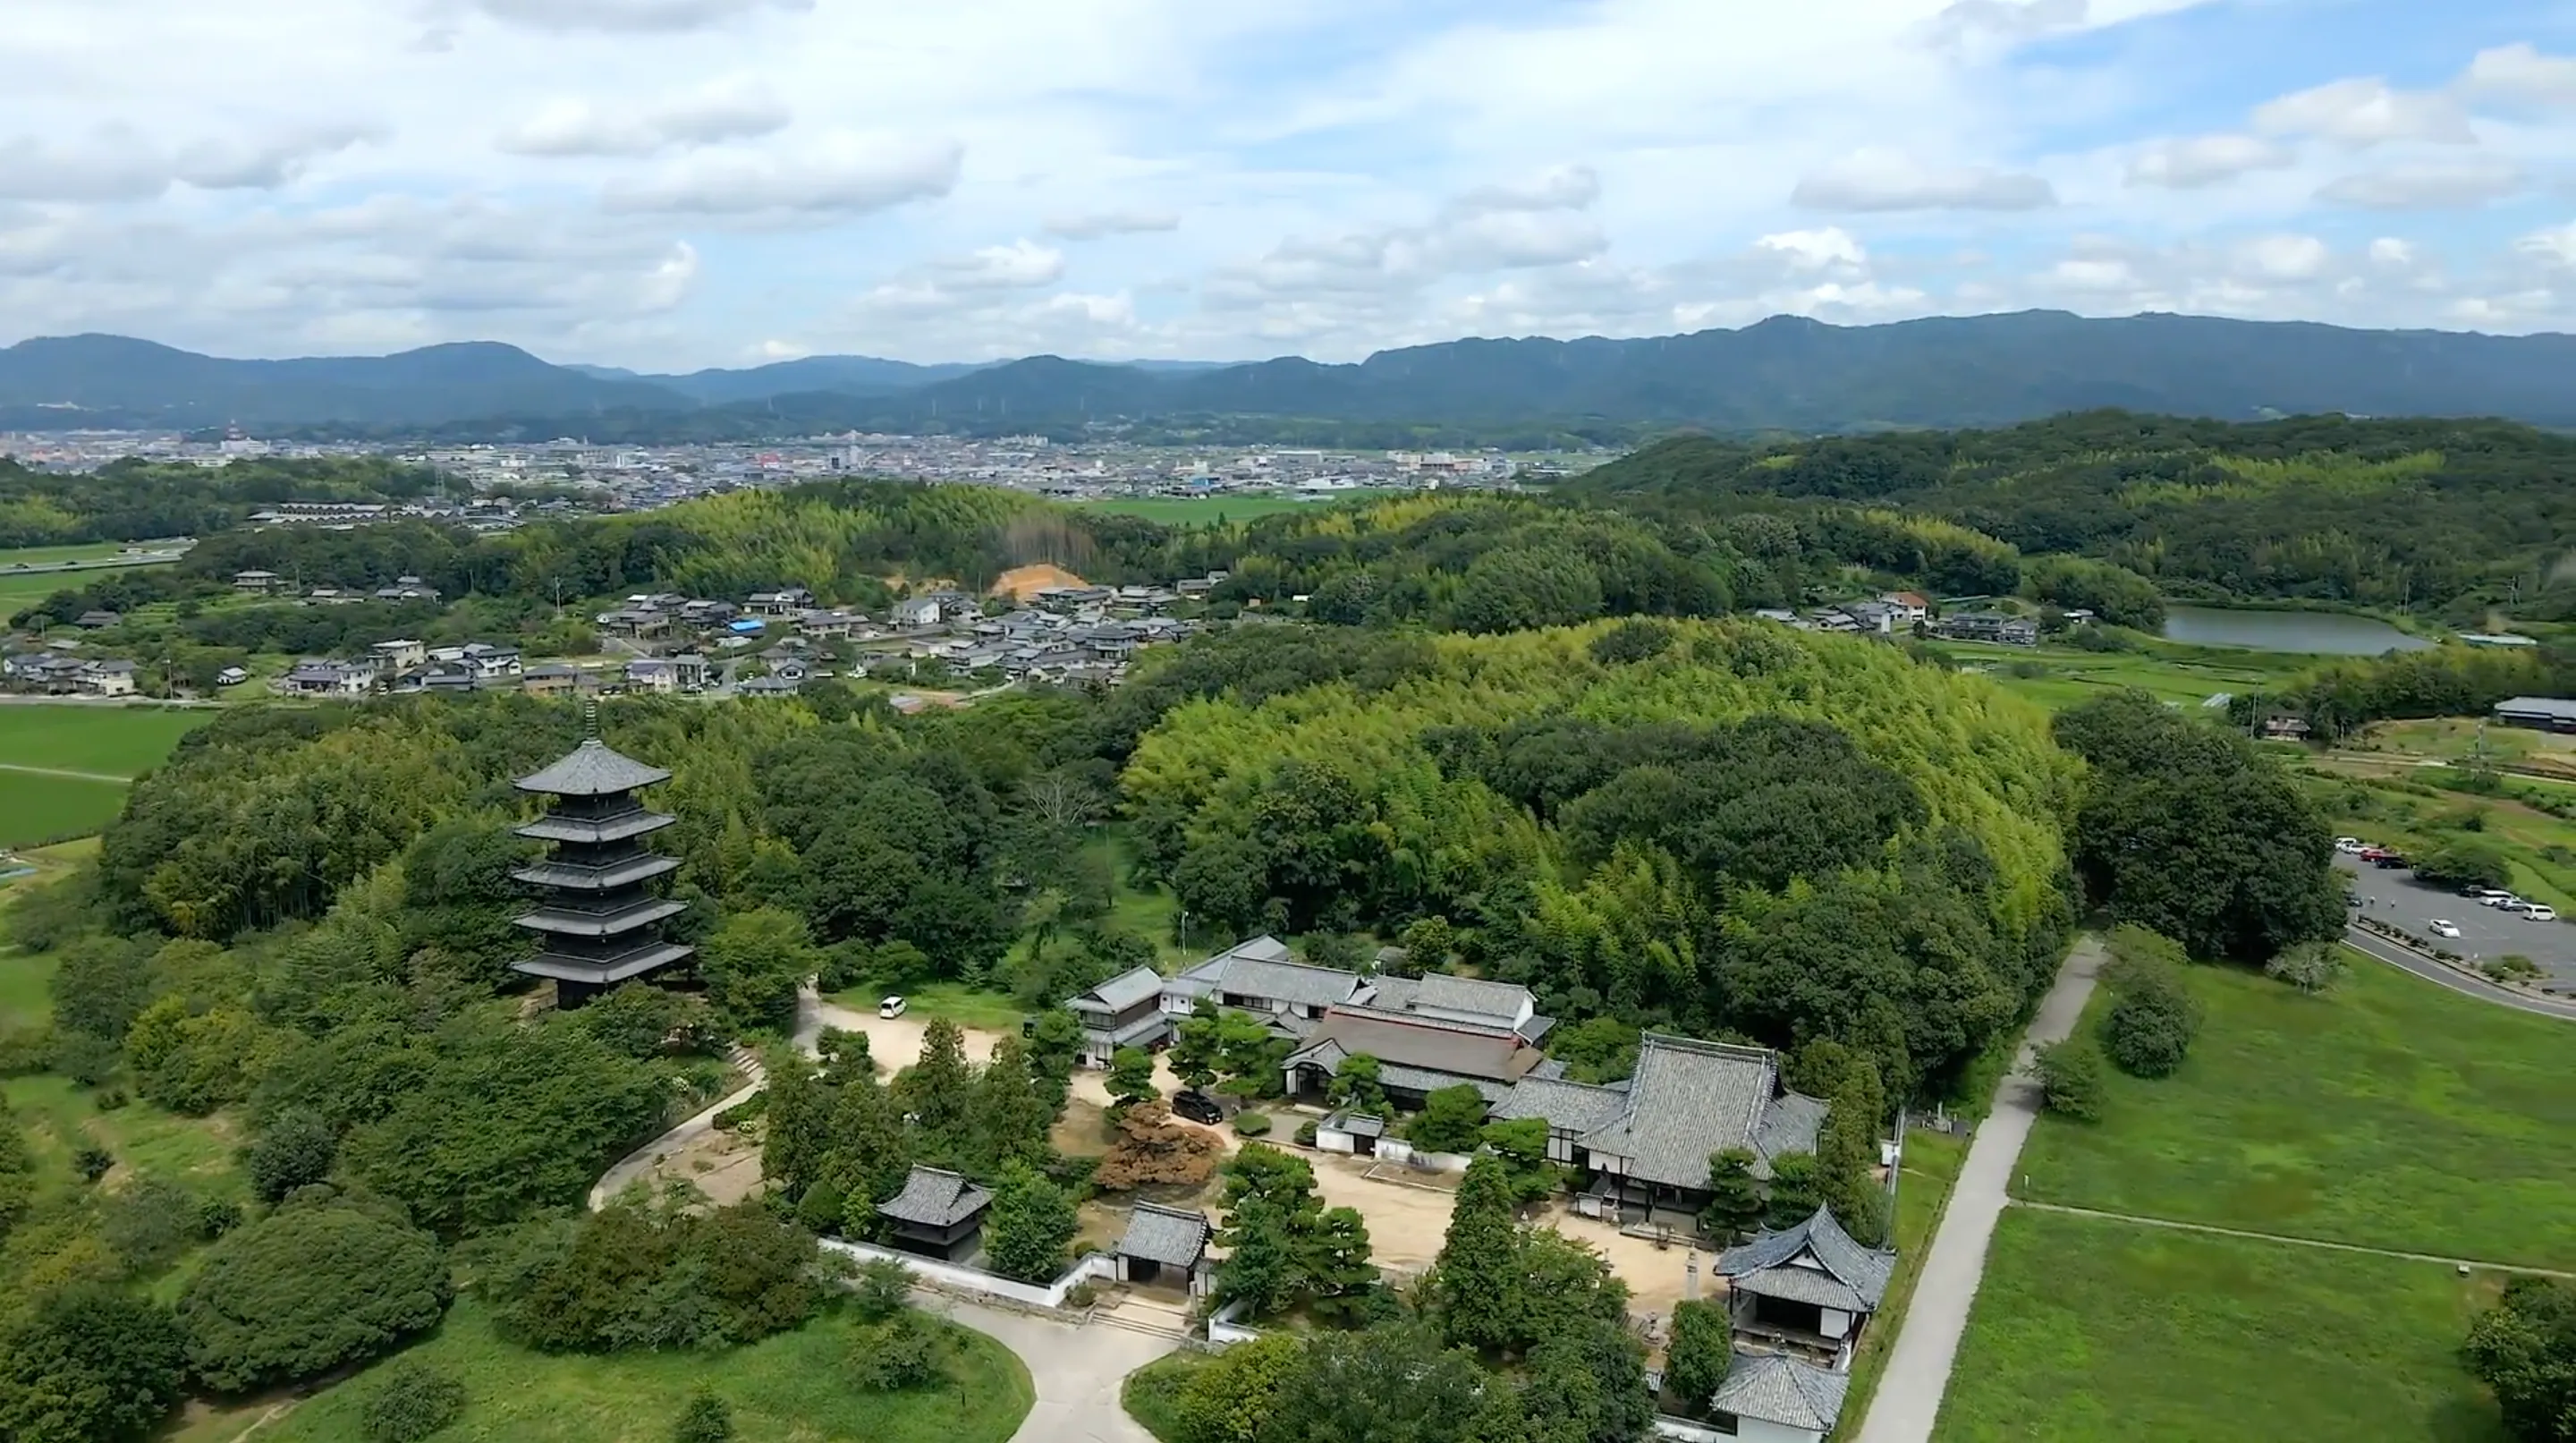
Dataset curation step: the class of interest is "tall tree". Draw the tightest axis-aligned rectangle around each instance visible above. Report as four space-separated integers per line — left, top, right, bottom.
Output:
2462 1276 2576 1443
823 1071 915 1225
697 906 822 1037
0 1286 188 1443
1430 1157 1524 1356
971 1035 1057 1175
758 1050 832 1201
1699 1149 1763 1243
982 1163 1077 1285
1168 998 1224 1091
1661 1300 1732 1415
1107 1046 1160 1110
898 1017 973 1149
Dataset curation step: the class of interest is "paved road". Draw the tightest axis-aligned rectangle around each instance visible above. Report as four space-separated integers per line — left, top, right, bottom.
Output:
2343 927 2576 1023
925 1296 1180 1443
0 762 129 783
1852 933 2105 1443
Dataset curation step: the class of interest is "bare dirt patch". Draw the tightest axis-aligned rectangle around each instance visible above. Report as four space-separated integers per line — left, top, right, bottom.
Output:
990 563 1087 602
625 1117 766 1208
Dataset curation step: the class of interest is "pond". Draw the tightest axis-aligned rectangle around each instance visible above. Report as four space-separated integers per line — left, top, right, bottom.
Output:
2160 604 2432 655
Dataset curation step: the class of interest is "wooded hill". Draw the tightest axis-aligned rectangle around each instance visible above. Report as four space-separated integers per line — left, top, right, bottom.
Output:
1574 410 2576 620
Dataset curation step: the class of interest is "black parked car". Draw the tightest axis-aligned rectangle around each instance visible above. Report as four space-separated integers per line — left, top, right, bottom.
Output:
1171 1091 1224 1125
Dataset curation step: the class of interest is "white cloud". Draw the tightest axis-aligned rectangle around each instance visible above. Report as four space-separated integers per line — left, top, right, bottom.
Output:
2046 257 2140 293
2460 43 2576 108
931 238 1065 289
499 81 791 157
1928 0 2088 47
1756 227 1868 272
0 126 371 202
1448 165 1602 215
601 135 962 221
2254 78 2475 148
2368 237 2418 267
2236 233 2329 281
2518 223 2576 267
1043 209 1181 240
2125 133 2294 189
469 0 812 33
2318 160 2523 210
1791 150 2055 212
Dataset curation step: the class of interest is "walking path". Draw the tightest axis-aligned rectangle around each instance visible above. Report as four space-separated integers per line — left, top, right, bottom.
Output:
2343 926 2576 1022
0 761 131 782
922 1294 1180 1443
2012 1200 2576 1279
1852 933 2105 1443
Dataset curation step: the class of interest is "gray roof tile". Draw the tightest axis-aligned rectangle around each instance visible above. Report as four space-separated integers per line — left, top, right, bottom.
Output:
1712 1351 1851 1431
1715 1205 1895 1311
1115 1203 1210 1268
1075 964 1166 1015
876 1167 992 1228
514 738 671 797
1574 1034 1779 1190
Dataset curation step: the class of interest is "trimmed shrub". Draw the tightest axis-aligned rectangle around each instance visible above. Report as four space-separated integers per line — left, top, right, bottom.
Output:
360 1361 467 1443
1232 1112 1273 1138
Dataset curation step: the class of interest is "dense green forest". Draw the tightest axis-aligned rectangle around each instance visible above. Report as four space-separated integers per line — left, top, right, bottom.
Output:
0 457 457 549
1576 411 2576 620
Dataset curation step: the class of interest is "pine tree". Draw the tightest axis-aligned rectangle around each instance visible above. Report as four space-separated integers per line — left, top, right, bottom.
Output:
899 1017 972 1150
1167 998 1224 1091
758 1049 832 1201
1663 1299 1733 1414
825 1073 914 1233
1430 1155 1522 1355
1818 1074 1888 1245
1214 1193 1302 1320
1302 1205 1377 1324
1106 1045 1158 1110
1699 1147 1764 1242
971 1034 1055 1175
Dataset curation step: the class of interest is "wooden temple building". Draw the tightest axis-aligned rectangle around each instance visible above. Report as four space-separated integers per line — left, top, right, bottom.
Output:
510 737 693 1009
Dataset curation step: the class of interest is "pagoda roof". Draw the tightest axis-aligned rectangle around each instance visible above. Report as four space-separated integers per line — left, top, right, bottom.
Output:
514 809 675 845
512 941 695 986
514 739 670 797
514 896 689 938
512 853 682 893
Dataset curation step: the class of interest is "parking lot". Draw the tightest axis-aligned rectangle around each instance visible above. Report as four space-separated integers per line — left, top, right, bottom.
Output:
2337 854 2576 986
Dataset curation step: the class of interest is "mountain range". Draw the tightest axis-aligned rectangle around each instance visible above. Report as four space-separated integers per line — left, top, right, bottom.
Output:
5 312 2575 438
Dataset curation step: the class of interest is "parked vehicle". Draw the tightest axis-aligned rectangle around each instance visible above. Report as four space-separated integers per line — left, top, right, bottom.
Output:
2372 853 2409 870
2521 904 2558 922
2429 920 2463 938
2358 847 2394 863
2335 837 2364 853
877 995 908 1019
2481 893 2524 909
1170 1091 1224 1125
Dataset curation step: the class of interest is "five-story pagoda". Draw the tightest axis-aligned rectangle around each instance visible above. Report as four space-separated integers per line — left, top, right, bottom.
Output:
510 737 693 1009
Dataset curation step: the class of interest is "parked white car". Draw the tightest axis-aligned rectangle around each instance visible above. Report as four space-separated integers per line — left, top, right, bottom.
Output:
2521 905 2558 922
2334 837 2364 853
2429 919 2463 938
2480 892 2524 908
877 995 908 1019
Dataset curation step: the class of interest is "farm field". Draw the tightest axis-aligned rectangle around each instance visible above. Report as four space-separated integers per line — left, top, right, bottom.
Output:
1932 1208 2505 1443
2016 955 2576 1269
233 1299 1035 1443
0 771 131 847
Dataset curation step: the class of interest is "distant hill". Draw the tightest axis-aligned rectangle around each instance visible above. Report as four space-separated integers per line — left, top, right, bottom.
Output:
9 311 2576 435
0 335 691 428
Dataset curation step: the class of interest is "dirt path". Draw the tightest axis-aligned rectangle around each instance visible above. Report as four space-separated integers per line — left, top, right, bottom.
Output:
0 761 129 783
2014 1199 2576 1279
1852 933 2105 1443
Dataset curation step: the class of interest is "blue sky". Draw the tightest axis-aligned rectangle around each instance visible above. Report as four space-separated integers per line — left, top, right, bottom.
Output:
3 0 2572 368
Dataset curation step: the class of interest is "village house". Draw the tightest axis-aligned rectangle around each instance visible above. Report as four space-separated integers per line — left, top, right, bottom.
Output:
1880 591 1931 626
232 569 284 594
1161 937 1366 1033
4 654 136 697
624 654 711 693
1936 611 2039 646
1065 965 1174 1067
521 663 585 698
371 639 428 675
892 595 945 629
2494 696 2576 733
373 576 440 603
73 610 121 630
282 659 376 697
796 608 864 640
744 586 815 617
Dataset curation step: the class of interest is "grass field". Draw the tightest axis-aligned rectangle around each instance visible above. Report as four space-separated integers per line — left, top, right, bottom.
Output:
0 541 182 567
830 980 1032 1031
233 1299 1035 1443
0 1073 247 1201
1928 639 2304 712
1073 491 1395 526
1835 1128 1969 1440
0 704 208 775
0 772 133 846
1932 1208 2506 1443
0 704 208 845
2017 955 2576 1269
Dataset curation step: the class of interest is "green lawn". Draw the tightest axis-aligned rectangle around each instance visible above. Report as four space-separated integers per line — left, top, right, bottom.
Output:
0 1074 247 1201
1073 492 1395 526
247 1299 1034 1443
1835 1129 1969 1440
0 541 181 566
0 704 208 776
831 980 1031 1032
0 772 131 847
0 948 55 1030
2017 956 2576 1269
1932 1209 2505 1443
